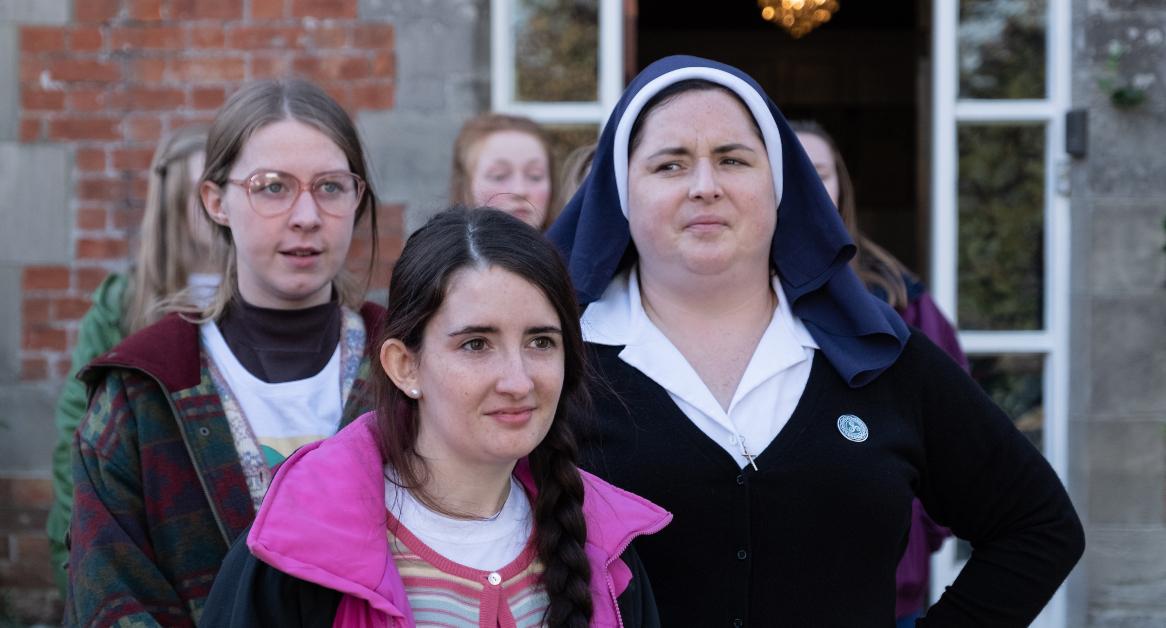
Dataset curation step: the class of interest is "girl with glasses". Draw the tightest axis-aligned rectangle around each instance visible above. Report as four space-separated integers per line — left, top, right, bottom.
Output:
67 79 384 627
201 208 670 628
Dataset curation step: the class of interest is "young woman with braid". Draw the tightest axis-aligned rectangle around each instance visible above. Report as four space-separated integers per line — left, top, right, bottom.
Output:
202 207 670 628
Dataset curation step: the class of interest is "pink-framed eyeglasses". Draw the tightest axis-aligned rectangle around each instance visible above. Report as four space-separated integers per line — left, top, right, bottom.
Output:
226 170 366 217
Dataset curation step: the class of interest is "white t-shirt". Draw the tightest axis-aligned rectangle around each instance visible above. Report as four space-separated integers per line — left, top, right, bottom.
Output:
582 268 818 469
384 474 533 571
200 321 342 462
186 273 221 308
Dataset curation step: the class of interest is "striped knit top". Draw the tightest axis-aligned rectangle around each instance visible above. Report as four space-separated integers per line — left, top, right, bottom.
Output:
387 510 551 627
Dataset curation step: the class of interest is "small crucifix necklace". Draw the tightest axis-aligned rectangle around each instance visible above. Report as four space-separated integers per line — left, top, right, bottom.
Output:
738 438 759 471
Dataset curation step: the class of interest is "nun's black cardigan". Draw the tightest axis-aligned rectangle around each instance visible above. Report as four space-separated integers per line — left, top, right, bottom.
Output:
579 330 1084 627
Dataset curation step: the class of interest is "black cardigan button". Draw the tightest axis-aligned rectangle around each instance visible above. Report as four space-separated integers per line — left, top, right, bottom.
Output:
736 549 747 560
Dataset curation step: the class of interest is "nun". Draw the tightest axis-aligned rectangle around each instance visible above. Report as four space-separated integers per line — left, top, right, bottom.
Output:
549 55 1083 626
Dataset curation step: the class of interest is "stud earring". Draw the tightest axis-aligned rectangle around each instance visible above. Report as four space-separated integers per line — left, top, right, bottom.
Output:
408 388 421 399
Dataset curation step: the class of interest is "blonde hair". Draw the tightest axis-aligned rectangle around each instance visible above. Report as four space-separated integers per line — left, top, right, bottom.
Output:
449 113 558 229
557 143 596 208
125 126 211 333
185 79 378 322
791 120 912 309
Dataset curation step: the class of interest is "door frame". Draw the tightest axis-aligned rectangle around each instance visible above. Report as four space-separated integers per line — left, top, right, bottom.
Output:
928 2 1073 626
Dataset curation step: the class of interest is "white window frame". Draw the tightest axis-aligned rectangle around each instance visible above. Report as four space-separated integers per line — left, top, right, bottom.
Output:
929 2 1073 626
490 0 623 128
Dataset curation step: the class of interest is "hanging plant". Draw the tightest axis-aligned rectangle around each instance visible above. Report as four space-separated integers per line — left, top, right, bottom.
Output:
1099 41 1151 108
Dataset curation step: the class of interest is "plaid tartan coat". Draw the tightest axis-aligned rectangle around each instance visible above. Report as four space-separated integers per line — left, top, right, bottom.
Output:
65 303 384 628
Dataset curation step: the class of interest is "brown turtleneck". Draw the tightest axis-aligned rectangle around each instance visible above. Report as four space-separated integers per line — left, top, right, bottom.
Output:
216 297 342 383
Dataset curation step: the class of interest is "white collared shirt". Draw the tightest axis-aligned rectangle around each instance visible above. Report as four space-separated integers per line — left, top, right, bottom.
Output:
582 268 818 469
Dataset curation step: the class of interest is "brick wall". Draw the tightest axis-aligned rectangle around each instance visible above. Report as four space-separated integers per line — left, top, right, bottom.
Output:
17 0 402 383
4 1 403 623
0 477 56 624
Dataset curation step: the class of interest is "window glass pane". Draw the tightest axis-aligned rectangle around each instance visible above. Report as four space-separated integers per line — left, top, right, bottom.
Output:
958 0 1046 99
970 353 1045 452
513 0 599 102
543 124 598 168
544 123 599 205
957 124 1045 330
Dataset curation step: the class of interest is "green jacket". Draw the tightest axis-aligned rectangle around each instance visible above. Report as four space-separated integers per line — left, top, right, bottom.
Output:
48 272 129 593
66 305 384 627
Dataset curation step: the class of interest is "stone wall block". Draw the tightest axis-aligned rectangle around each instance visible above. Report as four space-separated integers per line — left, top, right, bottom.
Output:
0 383 58 474
0 143 71 265
1069 295 1094 414
0 0 69 24
1087 1 1164 11
1088 610 1166 628
360 0 483 23
446 74 485 113
0 267 20 384
1084 420 1166 475
0 586 60 626
1089 202 1166 296
1087 472 1164 525
354 0 488 234
359 0 487 115
1084 14 1166 108
1082 13 1166 196
1089 296 1166 417
0 24 16 142
360 109 461 233
1087 526 1166 611
1086 108 1166 197
396 76 447 110
396 17 476 81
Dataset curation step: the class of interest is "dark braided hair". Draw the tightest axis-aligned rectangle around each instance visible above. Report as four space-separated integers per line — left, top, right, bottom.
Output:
529 410 592 627
373 207 593 626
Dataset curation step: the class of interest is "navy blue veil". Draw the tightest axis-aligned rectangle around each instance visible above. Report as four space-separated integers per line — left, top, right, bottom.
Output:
548 55 909 387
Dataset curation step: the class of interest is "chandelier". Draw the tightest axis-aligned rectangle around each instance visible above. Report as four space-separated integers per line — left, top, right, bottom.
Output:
759 0 840 39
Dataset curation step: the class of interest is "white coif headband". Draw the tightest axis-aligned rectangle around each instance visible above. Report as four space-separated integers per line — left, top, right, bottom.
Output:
611 66 785 219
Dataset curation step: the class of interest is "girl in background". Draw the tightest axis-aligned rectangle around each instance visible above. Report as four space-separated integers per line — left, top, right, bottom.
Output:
792 119 967 627
450 113 558 229
558 143 597 208
202 208 669 628
47 126 216 592
791 120 967 363
67 79 384 627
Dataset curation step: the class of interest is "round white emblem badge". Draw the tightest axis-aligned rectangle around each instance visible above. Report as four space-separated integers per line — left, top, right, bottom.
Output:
836 414 869 443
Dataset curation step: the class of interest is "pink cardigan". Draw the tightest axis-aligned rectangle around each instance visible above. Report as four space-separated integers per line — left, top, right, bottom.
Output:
247 412 671 627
